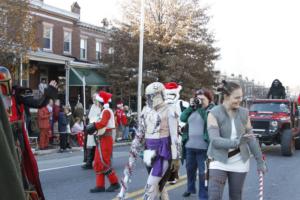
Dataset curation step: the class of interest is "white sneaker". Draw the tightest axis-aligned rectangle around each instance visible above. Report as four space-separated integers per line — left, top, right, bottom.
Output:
169 179 177 185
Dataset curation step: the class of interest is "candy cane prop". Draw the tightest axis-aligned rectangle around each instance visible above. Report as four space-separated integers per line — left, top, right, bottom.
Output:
258 171 264 200
118 108 150 199
117 133 145 199
258 154 266 200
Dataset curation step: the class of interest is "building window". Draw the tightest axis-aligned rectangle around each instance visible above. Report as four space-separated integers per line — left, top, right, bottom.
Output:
63 31 72 54
80 38 87 60
43 23 53 51
96 41 102 61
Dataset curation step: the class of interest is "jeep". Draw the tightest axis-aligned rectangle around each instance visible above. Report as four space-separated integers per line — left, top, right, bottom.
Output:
248 99 299 156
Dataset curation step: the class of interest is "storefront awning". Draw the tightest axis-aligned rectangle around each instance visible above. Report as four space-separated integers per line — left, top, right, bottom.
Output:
28 50 74 64
69 67 109 86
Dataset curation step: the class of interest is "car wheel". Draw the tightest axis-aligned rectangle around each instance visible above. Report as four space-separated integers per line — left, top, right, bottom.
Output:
281 129 295 156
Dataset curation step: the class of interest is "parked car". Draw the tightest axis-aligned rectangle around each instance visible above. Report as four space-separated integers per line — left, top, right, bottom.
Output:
248 99 299 156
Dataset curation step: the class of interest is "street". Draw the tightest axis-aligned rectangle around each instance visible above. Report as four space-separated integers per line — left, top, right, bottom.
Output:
38 145 300 200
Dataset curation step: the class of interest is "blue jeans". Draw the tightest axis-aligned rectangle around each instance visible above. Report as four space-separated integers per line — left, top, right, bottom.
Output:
122 126 129 139
186 148 208 200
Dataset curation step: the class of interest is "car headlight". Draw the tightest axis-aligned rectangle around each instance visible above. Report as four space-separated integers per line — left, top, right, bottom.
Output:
280 117 290 121
270 121 278 127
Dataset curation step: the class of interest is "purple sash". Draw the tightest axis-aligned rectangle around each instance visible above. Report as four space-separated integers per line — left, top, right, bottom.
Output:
145 137 172 177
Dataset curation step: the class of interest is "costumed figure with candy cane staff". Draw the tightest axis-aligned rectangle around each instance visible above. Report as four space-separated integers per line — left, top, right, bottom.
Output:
117 82 181 200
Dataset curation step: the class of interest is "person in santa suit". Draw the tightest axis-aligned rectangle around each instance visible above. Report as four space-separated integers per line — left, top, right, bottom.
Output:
0 66 58 200
115 101 128 141
164 82 189 185
86 91 120 193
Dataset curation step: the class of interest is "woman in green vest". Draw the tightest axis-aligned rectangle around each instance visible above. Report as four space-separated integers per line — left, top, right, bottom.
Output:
181 88 214 200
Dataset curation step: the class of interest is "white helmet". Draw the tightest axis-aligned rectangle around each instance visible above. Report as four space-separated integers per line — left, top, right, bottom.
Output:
145 82 165 95
145 82 165 108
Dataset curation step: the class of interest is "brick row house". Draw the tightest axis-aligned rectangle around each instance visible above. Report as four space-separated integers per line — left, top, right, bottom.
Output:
26 0 111 108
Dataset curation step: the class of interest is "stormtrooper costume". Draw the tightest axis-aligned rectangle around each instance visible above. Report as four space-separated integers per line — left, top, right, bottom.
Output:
164 82 189 184
118 82 180 200
164 82 189 129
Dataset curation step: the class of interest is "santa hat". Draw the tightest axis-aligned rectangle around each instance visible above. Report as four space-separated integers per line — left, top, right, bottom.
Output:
96 91 112 108
116 101 123 108
164 82 182 91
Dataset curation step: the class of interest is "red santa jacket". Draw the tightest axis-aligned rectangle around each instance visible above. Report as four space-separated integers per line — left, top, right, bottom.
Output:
38 106 51 129
115 108 127 126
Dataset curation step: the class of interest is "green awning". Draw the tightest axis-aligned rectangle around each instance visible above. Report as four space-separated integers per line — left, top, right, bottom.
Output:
69 67 109 86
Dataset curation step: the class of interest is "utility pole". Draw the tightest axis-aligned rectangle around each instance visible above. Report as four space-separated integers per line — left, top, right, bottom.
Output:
20 53 23 86
65 61 70 106
137 0 145 123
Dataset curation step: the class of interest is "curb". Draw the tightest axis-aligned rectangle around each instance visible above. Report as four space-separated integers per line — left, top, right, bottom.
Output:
33 141 132 156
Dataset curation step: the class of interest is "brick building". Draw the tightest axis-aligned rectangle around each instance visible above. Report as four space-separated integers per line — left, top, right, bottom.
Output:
26 0 110 108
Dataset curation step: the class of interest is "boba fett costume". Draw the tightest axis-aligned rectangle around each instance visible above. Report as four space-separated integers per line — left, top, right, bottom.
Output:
0 66 57 200
0 90 25 199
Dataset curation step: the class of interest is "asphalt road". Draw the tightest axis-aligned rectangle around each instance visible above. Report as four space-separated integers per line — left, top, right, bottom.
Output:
37 145 300 200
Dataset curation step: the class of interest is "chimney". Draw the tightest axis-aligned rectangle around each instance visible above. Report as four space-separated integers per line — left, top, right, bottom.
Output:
71 2 80 15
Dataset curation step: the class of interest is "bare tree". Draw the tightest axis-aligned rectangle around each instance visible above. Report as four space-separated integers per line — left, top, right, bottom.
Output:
103 0 219 102
0 0 36 78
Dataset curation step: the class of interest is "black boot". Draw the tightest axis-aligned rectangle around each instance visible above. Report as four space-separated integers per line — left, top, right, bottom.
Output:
81 148 93 169
90 187 105 193
106 183 121 192
182 192 191 197
81 163 93 169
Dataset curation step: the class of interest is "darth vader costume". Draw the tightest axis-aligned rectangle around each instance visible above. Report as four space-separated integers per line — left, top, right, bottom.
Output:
267 79 286 99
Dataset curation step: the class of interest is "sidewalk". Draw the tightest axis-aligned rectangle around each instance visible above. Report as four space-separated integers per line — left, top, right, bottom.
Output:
33 141 132 156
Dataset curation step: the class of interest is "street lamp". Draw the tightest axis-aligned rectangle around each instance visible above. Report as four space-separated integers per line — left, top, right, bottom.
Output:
137 0 145 123
20 53 23 86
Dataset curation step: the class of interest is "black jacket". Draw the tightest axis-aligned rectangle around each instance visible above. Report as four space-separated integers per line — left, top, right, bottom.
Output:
267 79 286 99
13 85 58 135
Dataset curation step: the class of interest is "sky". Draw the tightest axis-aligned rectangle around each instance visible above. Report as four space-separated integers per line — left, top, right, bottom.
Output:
44 0 300 94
